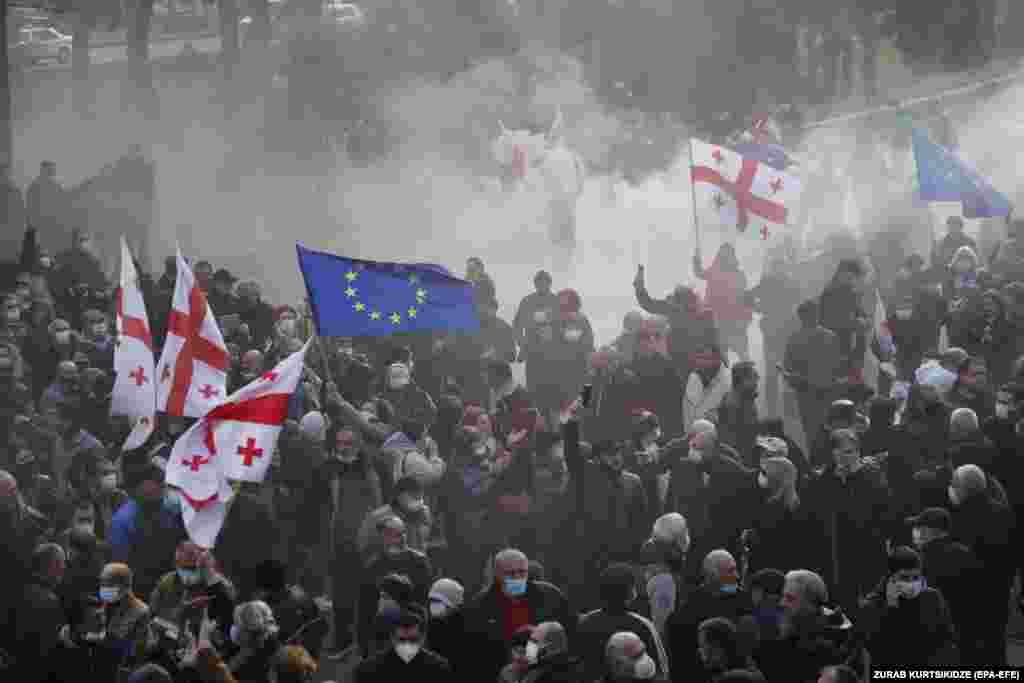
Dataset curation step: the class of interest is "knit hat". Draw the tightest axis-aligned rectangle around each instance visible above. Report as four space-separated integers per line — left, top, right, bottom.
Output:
748 568 785 596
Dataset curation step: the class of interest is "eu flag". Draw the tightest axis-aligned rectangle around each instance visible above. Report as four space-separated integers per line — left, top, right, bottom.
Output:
912 127 1012 219
296 244 480 337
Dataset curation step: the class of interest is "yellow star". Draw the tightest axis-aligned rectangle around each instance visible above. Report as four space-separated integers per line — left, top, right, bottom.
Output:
345 287 357 297
354 302 365 312
407 307 418 318
345 271 358 282
370 311 381 320
390 312 401 325
416 288 427 300
408 273 419 285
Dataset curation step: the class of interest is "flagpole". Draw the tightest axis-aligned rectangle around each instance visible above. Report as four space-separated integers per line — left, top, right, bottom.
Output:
304 298 333 407
687 138 703 261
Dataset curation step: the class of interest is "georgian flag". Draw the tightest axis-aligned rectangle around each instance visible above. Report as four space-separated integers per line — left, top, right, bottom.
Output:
155 247 229 418
111 236 156 451
690 138 801 240
166 340 310 548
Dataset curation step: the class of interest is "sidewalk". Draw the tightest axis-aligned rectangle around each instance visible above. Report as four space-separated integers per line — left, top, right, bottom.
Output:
89 27 218 48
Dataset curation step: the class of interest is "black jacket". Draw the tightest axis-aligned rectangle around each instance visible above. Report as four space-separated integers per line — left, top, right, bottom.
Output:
860 583 957 667
356 548 434 654
426 609 468 680
918 535 980 651
577 608 669 683
463 580 572 683
354 646 451 683
665 585 753 683
8 576 66 683
522 651 584 683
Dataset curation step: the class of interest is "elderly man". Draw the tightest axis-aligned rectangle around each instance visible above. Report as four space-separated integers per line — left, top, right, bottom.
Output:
756 570 864 683
237 280 275 347
10 543 68 683
464 548 572 683
946 407 998 471
578 563 670 682
948 464 1015 665
640 513 690 637
520 621 583 681
666 549 753 682
149 541 236 641
664 420 755 565
603 632 663 683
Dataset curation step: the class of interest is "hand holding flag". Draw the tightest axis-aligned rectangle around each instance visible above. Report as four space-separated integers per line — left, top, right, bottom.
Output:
167 340 312 548
111 236 156 451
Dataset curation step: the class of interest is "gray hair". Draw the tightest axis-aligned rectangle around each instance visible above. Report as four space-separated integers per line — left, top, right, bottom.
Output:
784 569 827 607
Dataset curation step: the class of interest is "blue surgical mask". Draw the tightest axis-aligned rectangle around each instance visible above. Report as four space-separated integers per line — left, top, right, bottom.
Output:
720 583 739 594
177 568 201 586
753 605 784 626
230 624 241 645
99 587 121 604
503 577 528 597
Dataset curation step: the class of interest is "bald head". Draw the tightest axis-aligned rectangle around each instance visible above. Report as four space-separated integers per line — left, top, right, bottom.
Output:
689 419 717 450
606 632 654 679
652 513 690 551
531 621 568 657
702 549 738 585
0 470 19 513
951 464 987 502
782 570 827 615
950 407 980 438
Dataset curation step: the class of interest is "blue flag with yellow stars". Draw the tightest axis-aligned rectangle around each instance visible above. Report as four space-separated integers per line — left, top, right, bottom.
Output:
912 126 1012 219
296 244 480 337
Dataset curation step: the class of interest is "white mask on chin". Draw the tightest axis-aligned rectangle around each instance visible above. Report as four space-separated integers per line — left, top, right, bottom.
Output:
394 642 421 663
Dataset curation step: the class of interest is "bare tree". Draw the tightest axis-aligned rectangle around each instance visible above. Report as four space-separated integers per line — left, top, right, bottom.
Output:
128 0 158 120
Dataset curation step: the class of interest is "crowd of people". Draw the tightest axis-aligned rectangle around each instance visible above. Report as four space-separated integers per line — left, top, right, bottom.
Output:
3 160 1024 683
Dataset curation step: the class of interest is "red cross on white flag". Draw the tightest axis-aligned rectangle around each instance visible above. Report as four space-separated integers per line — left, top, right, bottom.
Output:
166 340 311 548
689 138 801 238
112 236 157 451
155 247 229 418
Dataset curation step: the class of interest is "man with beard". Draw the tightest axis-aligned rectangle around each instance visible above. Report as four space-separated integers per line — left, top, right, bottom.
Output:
663 420 754 568
946 464 1015 665
638 513 691 637
307 423 381 655
755 570 864 683
8 543 68 683
818 259 869 381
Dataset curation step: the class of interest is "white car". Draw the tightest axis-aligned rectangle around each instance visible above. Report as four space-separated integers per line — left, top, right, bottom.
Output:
13 25 72 65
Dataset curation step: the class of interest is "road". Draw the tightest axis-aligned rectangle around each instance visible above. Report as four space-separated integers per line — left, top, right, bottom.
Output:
19 34 222 72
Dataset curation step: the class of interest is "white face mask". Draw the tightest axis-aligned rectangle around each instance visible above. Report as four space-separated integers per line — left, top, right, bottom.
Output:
911 528 927 548
55 330 71 345
996 402 1010 420
394 642 421 663
757 472 769 489
634 654 657 679
100 474 118 492
525 641 540 665
429 601 448 619
948 485 961 507
389 377 410 391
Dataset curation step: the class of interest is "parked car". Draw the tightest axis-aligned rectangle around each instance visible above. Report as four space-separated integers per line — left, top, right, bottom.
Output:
12 25 72 65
